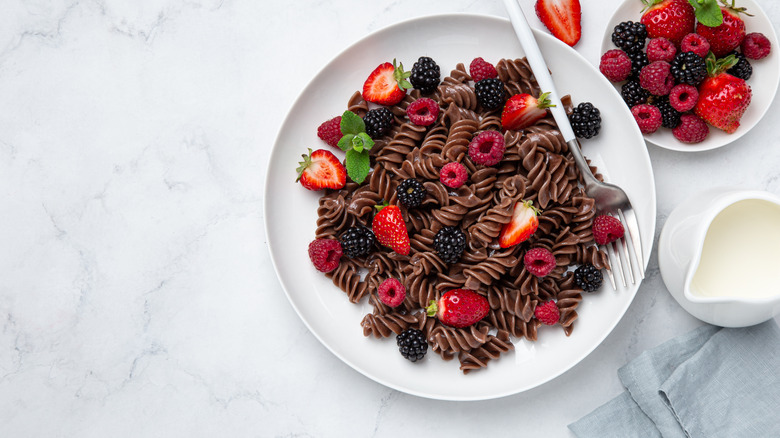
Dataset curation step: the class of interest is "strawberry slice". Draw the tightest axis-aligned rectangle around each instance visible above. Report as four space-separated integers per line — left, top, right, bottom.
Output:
501 92 556 131
362 59 412 106
535 0 582 47
498 200 540 248
296 148 346 191
426 289 489 328
372 203 410 255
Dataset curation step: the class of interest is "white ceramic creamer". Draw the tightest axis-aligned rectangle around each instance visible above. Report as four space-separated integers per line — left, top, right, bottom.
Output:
658 188 780 327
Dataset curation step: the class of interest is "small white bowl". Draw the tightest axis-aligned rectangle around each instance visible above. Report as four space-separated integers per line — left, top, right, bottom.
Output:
600 0 780 152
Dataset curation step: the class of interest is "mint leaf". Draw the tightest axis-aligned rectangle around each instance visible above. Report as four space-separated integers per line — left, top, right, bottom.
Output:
688 0 723 27
354 132 374 151
340 110 365 136
345 149 370 184
338 134 354 151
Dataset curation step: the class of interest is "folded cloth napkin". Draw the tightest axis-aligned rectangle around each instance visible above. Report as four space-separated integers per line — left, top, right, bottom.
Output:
569 320 780 438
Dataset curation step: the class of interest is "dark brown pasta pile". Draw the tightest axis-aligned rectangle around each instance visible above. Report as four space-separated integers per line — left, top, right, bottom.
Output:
314 58 610 373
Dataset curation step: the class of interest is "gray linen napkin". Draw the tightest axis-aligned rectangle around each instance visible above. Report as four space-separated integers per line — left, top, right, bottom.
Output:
569 320 780 438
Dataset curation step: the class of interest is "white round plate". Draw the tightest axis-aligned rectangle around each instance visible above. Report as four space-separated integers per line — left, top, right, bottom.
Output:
265 13 656 401
601 0 780 152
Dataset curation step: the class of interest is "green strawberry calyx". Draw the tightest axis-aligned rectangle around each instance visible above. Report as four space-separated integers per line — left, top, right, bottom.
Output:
705 52 739 77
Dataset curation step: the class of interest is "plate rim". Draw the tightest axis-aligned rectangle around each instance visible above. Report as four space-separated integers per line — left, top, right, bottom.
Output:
264 12 657 401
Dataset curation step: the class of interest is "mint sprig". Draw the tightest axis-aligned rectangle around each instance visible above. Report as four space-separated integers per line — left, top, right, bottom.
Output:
337 110 373 184
688 0 723 27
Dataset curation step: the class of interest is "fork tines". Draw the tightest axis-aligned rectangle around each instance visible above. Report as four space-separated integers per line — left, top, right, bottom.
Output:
604 210 645 289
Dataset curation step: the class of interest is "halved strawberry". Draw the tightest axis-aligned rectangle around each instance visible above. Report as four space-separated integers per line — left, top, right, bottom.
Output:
296 148 346 191
535 0 582 47
498 200 540 248
372 203 410 255
426 289 489 328
501 92 556 131
362 59 412 106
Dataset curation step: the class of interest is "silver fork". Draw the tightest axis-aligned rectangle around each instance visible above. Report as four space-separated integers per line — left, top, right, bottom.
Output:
502 0 645 288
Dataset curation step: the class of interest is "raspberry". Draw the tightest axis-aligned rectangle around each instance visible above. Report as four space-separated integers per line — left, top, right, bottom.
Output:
592 215 625 245
410 56 441 94
631 104 663 134
672 113 709 144
469 57 498 82
317 116 342 148
534 301 560 325
396 178 427 208
377 277 406 307
639 61 674 96
523 247 556 277
646 37 676 63
474 78 506 110
599 50 632 82
363 108 393 139
308 238 342 272
397 328 427 362
668 84 698 112
574 264 603 292
741 32 771 60
406 97 440 126
440 162 468 188
468 130 505 166
680 33 710 58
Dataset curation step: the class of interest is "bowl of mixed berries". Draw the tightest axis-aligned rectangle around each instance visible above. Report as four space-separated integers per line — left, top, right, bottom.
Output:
599 0 779 151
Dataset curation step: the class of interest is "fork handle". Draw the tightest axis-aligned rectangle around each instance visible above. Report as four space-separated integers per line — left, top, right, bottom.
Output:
502 0 576 142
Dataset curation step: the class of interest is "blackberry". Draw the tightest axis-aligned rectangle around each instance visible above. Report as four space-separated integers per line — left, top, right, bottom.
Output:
621 80 649 107
574 264 603 292
396 178 427 208
611 21 647 54
653 97 681 129
340 227 376 258
410 56 441 94
396 328 428 362
363 108 393 139
727 51 752 80
670 52 706 86
475 78 506 110
433 226 466 263
627 49 649 79
569 102 601 139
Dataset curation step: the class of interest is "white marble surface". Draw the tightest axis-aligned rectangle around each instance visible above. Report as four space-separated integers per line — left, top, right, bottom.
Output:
1 0 779 436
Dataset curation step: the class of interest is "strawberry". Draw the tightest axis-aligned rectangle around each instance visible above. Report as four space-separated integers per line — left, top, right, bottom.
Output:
640 0 695 46
362 59 412 106
696 1 748 57
372 203 410 256
500 92 555 131
498 200 540 248
426 289 489 328
296 148 346 191
694 54 752 134
535 0 582 47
